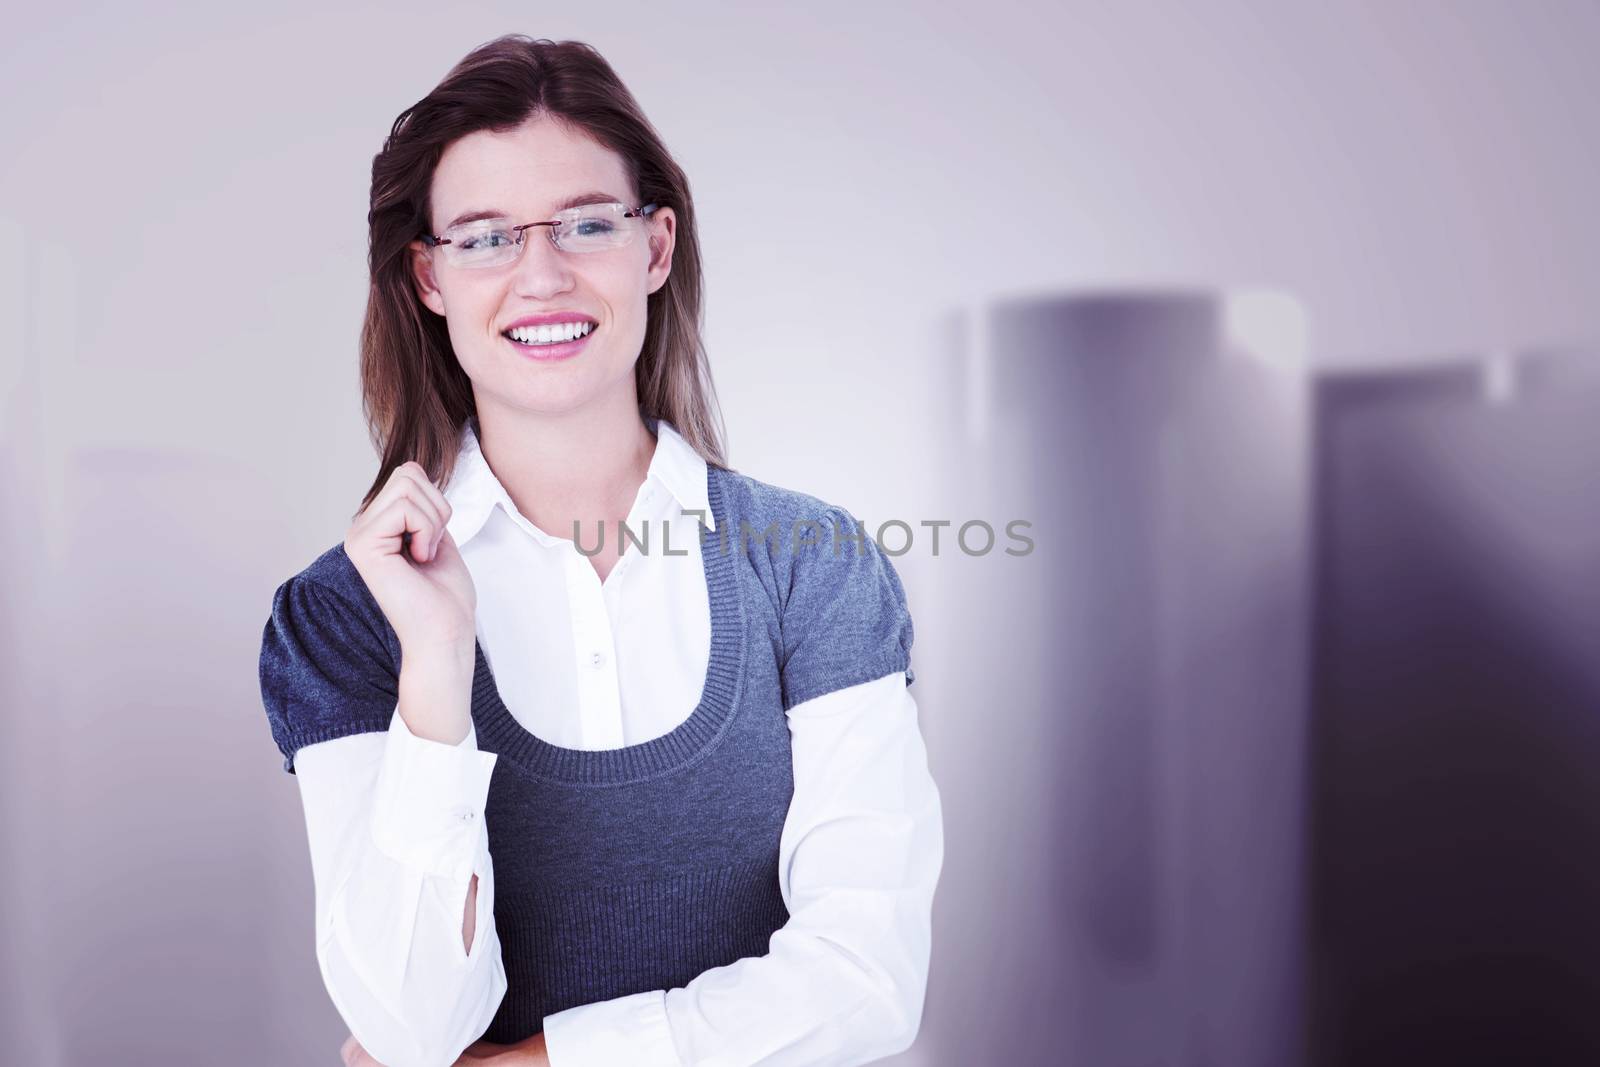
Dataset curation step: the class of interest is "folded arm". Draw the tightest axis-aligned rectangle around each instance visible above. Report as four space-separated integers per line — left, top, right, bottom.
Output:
295 708 508 1067
540 671 944 1066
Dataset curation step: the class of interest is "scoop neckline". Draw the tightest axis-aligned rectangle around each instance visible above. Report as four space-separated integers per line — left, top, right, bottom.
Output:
469 463 748 785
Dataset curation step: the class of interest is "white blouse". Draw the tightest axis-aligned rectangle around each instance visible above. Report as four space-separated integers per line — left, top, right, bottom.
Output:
289 418 944 1067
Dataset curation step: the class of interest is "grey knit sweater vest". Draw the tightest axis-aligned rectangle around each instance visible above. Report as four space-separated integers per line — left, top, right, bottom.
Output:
259 459 916 1041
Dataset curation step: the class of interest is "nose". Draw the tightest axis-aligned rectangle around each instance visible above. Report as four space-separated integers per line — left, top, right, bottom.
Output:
509 226 575 299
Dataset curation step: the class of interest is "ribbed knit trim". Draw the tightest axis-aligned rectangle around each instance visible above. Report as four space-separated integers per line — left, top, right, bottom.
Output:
472 464 747 786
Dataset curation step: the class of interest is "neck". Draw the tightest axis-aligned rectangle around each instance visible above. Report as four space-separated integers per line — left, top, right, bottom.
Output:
473 386 657 543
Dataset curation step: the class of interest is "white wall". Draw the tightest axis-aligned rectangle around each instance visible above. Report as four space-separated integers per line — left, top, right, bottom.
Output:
2 2 1595 1063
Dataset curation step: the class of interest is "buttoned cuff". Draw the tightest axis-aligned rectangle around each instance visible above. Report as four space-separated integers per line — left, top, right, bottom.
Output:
542 989 680 1067
369 706 498 882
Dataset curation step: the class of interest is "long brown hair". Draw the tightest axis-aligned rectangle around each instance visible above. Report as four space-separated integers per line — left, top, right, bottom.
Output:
355 35 728 516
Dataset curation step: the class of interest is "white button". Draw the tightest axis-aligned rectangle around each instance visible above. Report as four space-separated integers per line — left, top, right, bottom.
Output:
591 651 606 668
457 810 475 822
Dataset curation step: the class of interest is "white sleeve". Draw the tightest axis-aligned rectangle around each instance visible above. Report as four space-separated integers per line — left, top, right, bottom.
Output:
540 670 944 1067
292 705 508 1067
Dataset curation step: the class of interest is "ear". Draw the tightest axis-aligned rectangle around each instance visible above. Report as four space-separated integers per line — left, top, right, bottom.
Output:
408 240 447 317
645 206 676 296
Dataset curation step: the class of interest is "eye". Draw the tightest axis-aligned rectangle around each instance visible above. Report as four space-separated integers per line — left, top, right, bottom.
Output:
458 228 516 250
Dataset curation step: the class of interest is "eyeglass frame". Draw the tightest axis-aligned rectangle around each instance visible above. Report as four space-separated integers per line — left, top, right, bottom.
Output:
418 201 661 264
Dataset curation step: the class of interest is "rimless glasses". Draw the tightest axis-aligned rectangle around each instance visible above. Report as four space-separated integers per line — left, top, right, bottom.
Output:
420 201 660 269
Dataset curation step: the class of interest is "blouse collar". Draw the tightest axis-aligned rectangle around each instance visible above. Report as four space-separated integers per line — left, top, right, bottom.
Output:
441 413 714 549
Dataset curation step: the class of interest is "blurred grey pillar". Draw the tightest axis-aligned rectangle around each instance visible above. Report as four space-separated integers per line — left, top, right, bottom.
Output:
920 290 1311 1067
1308 348 1600 1066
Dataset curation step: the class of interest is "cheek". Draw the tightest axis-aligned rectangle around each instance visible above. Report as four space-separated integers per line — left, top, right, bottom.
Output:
593 256 647 296
439 284 501 335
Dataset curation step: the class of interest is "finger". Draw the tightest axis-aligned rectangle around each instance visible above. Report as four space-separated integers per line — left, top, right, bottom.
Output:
341 1034 382 1067
389 481 446 561
359 462 443 530
384 463 451 559
389 464 454 557
358 469 445 558
365 495 440 565
389 460 451 513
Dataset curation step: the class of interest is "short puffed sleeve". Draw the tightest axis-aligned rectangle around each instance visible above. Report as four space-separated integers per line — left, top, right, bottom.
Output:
258 573 399 774
778 505 917 711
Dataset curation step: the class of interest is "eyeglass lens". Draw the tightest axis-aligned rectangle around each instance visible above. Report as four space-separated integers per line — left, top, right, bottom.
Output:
440 203 643 268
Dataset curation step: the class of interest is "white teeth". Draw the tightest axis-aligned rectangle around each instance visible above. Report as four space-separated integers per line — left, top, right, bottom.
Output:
508 321 593 345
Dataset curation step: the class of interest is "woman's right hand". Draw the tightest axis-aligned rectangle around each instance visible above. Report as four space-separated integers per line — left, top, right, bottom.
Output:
344 461 477 654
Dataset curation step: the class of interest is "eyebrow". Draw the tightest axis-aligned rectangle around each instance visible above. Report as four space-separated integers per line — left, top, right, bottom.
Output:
441 191 627 231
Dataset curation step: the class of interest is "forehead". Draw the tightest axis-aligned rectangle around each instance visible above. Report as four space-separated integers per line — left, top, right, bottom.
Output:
429 115 633 227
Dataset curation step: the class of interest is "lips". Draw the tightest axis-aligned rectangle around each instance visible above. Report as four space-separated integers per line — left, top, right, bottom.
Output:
501 312 599 331
503 323 595 361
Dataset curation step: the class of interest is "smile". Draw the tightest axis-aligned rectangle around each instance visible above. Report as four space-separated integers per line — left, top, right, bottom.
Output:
502 321 596 361
505 321 594 345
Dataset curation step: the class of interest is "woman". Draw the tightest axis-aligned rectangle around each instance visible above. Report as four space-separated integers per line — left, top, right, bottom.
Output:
258 35 943 1067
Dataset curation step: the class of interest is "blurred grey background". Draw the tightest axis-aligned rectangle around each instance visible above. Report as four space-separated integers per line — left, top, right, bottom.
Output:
2 2 1597 1064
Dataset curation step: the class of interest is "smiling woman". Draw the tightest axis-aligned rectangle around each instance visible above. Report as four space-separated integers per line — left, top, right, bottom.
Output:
403 118 673 404
357 45 720 504
258 34 940 1067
